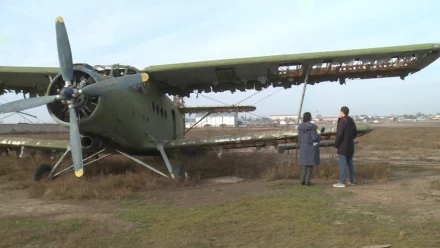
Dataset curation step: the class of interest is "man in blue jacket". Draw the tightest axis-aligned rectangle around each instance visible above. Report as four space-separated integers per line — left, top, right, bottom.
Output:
333 106 357 188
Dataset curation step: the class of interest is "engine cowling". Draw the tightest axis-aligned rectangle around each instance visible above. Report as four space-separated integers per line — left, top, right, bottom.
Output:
46 65 103 126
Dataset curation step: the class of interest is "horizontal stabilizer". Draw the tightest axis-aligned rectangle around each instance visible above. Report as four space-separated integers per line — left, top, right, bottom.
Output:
179 105 256 114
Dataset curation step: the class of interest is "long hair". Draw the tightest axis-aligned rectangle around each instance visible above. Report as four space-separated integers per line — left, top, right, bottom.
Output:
303 112 312 122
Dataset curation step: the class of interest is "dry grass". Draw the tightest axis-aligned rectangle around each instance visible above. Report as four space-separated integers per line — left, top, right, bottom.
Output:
430 180 440 190
1 125 437 200
179 151 273 179
2 126 440 247
262 157 391 183
4 186 440 248
1 150 391 200
357 126 440 150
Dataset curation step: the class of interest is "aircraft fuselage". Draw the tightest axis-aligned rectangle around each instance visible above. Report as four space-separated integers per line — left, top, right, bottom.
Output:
47 65 185 154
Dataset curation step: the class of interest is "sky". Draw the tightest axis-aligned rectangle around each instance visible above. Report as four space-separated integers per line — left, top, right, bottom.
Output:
1 0 440 123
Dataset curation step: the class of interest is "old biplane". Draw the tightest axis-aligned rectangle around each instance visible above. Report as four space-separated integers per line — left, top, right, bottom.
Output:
0 16 439 181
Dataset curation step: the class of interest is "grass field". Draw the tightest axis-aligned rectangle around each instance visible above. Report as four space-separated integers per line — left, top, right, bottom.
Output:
1 124 440 247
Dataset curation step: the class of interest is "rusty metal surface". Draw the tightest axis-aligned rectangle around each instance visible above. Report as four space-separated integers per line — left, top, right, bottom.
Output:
278 55 419 78
165 124 373 150
146 43 440 96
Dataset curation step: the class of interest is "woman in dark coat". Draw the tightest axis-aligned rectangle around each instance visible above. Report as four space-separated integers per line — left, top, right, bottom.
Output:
298 112 322 186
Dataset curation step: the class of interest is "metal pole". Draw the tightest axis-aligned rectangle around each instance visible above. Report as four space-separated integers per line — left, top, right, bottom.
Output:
185 112 211 134
296 65 312 124
295 65 312 165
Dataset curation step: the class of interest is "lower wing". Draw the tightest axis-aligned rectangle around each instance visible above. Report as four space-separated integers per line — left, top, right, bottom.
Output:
0 137 69 157
0 137 69 151
163 124 372 151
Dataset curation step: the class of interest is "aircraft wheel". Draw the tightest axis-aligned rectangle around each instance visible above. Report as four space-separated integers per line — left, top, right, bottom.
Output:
173 163 188 180
32 164 53 181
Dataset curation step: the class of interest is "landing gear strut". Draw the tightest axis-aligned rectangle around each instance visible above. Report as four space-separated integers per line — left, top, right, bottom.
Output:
31 146 188 181
31 148 110 181
117 145 188 181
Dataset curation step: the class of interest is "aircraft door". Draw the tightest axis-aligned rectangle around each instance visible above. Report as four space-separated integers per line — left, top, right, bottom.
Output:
171 110 177 139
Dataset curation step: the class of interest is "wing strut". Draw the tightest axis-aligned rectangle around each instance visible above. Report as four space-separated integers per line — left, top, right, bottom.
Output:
295 65 312 163
296 65 312 124
185 112 211 134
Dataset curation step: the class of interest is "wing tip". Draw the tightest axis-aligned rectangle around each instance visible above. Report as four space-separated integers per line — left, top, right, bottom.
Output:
74 168 83 177
55 16 64 23
140 73 149 82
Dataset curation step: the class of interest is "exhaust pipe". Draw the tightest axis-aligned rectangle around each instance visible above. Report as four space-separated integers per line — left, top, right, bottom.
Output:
80 136 103 149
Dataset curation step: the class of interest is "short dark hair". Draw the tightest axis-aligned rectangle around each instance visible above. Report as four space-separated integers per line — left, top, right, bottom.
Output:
341 106 349 116
303 112 312 122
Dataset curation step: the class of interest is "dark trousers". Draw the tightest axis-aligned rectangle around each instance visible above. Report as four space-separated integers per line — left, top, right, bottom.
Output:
300 165 313 183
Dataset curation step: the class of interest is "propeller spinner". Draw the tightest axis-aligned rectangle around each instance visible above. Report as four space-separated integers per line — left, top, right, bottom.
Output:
0 16 149 177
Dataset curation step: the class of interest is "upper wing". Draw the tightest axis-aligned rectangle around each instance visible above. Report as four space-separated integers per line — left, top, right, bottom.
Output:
164 123 373 151
0 66 59 97
144 43 440 97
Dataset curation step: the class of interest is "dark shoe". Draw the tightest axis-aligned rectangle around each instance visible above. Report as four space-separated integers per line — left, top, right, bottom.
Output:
301 181 305 185
306 182 314 186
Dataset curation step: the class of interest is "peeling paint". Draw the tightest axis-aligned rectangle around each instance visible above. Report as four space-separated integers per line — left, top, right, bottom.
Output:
144 43 440 96
165 124 373 150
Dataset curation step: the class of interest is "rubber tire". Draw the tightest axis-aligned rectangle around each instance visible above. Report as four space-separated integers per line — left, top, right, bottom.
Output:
32 164 53 181
173 163 186 179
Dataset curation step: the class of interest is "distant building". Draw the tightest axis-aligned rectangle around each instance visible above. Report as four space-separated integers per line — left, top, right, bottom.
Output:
185 112 238 128
269 115 298 121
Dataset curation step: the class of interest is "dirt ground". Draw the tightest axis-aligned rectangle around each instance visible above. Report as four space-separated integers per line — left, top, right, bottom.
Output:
1 123 440 247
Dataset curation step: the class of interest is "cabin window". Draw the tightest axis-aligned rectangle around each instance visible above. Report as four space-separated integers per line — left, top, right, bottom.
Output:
152 102 155 111
156 105 159 114
165 111 167 119
160 108 163 117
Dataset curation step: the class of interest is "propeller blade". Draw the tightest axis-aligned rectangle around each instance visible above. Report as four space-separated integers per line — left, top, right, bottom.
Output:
0 95 59 114
55 16 74 84
68 105 84 177
80 73 149 96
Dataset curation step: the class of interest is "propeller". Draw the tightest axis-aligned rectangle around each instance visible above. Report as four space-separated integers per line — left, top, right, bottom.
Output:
69 104 83 177
0 16 149 177
55 16 74 85
0 95 62 114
